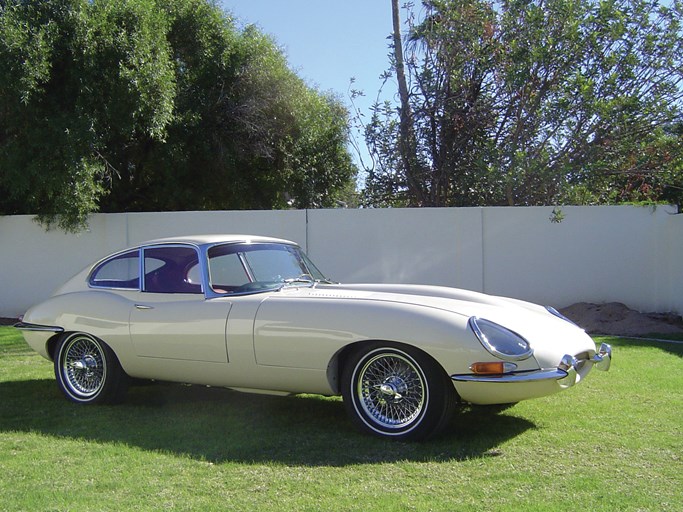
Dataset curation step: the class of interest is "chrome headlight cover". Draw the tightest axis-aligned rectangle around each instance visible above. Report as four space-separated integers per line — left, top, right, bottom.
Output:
468 317 534 361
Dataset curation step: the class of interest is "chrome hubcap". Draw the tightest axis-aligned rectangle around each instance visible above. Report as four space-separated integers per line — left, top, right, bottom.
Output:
377 376 407 401
357 351 426 430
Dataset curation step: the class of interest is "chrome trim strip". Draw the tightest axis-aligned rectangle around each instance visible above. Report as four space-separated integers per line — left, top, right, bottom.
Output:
206 289 273 298
14 322 64 333
452 367 569 383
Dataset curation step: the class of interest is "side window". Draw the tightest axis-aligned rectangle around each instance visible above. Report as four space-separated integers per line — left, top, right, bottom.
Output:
89 250 140 289
143 246 202 294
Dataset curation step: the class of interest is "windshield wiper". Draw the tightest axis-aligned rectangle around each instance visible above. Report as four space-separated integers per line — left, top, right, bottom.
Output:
282 274 315 286
278 275 337 290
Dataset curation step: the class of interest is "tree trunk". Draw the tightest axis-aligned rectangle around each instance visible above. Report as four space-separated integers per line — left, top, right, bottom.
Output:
391 0 424 205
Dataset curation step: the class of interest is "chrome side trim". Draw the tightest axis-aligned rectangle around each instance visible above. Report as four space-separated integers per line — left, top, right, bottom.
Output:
452 367 569 384
14 322 64 333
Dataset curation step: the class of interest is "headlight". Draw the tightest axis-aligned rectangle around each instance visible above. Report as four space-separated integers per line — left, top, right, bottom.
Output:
468 317 533 361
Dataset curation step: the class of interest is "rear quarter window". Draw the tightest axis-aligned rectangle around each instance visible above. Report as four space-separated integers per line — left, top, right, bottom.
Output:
89 250 140 289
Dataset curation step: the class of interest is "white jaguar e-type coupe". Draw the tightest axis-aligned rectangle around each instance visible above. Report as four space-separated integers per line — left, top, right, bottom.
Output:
17 235 611 440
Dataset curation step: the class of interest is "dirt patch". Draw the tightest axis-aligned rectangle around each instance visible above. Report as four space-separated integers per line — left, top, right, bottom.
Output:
560 302 683 337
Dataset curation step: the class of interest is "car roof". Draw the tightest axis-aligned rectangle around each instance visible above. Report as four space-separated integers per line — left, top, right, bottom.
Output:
141 234 299 247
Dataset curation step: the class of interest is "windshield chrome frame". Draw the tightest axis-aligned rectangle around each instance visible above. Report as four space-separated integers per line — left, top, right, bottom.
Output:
201 241 324 299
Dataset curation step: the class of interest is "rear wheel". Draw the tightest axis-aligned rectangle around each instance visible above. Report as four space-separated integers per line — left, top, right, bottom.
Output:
54 332 128 404
341 342 457 440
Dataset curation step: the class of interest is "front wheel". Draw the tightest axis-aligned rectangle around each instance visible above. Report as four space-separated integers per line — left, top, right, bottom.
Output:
54 332 128 404
341 342 457 440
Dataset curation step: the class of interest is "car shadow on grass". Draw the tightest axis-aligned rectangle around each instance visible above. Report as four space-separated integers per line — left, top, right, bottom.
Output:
0 378 535 466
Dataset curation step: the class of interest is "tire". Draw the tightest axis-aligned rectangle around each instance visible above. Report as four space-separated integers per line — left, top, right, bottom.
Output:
54 332 129 404
341 342 457 441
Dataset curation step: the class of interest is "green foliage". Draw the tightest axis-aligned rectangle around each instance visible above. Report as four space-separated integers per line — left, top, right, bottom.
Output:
0 0 356 231
363 0 683 209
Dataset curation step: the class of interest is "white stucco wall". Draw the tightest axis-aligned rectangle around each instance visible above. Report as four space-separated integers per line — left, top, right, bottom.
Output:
306 208 484 291
1 206 680 318
660 212 683 315
480 206 669 310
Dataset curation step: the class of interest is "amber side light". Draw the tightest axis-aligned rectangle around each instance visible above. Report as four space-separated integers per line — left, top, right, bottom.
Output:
469 362 517 375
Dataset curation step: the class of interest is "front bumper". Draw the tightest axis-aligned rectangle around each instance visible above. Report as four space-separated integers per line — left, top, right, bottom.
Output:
452 343 612 388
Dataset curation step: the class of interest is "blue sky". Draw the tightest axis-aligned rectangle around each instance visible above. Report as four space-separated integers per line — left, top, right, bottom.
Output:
220 1 393 99
219 1 398 169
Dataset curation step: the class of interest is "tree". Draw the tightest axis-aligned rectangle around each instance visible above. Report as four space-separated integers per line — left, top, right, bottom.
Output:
0 0 175 230
363 0 683 208
0 0 356 231
390 0 425 205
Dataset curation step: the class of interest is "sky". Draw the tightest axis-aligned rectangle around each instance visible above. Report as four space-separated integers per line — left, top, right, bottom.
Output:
219 1 397 169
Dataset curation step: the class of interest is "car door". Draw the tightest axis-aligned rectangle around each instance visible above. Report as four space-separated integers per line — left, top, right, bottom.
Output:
128 245 231 363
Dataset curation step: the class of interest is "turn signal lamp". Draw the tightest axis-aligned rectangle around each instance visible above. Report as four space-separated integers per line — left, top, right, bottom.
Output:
469 362 518 375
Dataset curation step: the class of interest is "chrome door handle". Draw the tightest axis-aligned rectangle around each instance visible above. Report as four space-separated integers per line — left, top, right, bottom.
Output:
134 304 154 310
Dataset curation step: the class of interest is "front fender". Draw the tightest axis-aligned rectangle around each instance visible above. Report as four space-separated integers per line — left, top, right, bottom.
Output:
253 295 483 375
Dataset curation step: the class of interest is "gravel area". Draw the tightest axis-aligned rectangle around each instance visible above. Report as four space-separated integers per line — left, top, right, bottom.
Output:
560 302 683 336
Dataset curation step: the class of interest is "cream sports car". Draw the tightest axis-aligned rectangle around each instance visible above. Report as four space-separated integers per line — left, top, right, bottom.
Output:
16 235 611 440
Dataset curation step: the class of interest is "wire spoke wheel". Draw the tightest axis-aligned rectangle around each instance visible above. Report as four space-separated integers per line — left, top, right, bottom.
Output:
54 332 128 404
60 334 107 398
357 352 426 429
342 343 456 440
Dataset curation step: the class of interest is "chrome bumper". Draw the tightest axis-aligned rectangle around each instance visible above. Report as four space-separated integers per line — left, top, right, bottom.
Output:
452 343 612 388
14 322 64 333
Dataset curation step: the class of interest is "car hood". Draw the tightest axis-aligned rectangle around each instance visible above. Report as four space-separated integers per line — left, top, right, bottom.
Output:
289 283 594 362
307 283 546 317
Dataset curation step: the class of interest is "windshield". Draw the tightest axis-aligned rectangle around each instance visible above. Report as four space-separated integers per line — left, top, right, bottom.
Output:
207 242 330 295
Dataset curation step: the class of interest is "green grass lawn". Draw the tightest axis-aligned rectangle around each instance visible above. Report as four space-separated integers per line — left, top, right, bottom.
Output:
1 326 681 511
